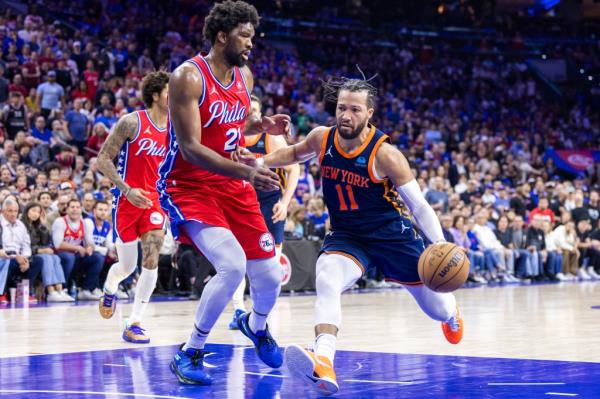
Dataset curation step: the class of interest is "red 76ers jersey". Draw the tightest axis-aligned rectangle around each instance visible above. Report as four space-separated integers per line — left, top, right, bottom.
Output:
116 110 167 200
159 55 251 186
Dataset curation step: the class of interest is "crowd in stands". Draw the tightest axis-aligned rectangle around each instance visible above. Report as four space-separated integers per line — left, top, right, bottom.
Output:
0 2 600 304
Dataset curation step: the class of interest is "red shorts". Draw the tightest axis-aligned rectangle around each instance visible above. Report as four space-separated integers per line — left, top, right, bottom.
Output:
113 197 166 243
162 179 275 260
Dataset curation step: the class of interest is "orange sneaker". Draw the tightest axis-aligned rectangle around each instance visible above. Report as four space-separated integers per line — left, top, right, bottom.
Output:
285 344 338 396
442 307 463 344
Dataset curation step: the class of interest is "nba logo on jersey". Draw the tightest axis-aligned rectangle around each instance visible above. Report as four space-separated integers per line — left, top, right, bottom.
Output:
259 232 275 252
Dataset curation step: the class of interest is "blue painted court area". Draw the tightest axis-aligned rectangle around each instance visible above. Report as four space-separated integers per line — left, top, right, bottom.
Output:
1 344 599 398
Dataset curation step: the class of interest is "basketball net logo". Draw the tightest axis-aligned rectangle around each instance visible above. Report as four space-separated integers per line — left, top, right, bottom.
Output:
259 233 274 252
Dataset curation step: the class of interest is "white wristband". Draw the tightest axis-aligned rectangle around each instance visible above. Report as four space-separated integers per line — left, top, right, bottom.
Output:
256 157 264 167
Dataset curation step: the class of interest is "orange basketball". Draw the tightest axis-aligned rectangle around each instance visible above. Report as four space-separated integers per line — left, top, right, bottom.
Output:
418 242 470 293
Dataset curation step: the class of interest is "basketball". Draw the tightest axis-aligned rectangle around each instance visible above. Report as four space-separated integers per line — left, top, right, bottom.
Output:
418 242 470 293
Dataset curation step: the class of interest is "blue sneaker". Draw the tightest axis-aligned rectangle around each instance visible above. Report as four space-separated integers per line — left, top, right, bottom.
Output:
237 312 283 368
229 309 245 330
170 344 213 385
122 322 150 344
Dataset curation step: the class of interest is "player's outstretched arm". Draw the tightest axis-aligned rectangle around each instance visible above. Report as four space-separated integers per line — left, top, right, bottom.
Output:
97 113 152 209
261 126 327 168
376 143 445 243
169 64 279 191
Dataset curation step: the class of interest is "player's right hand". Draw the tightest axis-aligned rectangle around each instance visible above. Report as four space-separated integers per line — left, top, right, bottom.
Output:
126 188 153 209
248 167 279 192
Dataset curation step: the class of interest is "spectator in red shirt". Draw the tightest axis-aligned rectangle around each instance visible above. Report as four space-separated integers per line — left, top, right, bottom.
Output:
71 80 93 103
529 197 555 225
83 60 99 101
9 74 28 97
85 122 108 159
21 51 41 89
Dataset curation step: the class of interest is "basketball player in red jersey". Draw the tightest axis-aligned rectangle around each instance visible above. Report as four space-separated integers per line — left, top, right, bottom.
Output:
159 1 289 385
96 71 169 344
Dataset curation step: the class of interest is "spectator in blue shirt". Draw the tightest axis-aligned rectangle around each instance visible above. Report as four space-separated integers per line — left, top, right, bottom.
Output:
65 98 90 155
36 71 64 118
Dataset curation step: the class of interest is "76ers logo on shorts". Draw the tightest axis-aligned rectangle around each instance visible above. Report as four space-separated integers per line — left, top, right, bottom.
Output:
150 212 164 225
259 233 274 253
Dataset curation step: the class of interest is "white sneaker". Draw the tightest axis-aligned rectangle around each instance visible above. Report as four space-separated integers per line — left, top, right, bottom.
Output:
577 268 592 281
365 279 378 288
46 291 64 302
59 291 75 302
474 275 488 284
78 289 100 301
587 267 600 280
92 288 103 297
556 273 567 281
115 289 129 299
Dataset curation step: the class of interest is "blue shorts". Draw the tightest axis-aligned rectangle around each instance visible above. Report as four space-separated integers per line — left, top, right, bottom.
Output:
321 226 425 285
259 194 284 245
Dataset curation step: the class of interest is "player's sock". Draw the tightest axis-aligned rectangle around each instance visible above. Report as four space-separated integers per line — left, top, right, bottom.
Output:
129 267 157 323
315 333 337 363
249 308 268 333
183 324 209 350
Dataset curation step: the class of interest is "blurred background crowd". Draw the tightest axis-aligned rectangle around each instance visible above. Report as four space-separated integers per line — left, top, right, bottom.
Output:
0 0 599 303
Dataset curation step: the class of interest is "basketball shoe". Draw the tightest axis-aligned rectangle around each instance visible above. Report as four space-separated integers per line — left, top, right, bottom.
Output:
98 292 116 319
123 322 150 344
285 344 339 396
170 344 212 385
237 311 283 368
229 308 244 330
442 306 463 344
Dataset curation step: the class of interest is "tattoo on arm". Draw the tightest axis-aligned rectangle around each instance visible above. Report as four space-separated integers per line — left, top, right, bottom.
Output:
140 230 165 269
97 114 137 193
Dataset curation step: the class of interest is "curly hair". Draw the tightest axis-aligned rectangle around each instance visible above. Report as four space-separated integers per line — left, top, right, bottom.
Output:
322 66 378 109
203 0 260 45
141 71 169 108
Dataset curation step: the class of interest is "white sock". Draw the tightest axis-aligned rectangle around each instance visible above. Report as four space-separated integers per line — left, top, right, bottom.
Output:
249 309 268 333
231 278 246 312
315 333 337 362
183 324 209 351
129 268 157 324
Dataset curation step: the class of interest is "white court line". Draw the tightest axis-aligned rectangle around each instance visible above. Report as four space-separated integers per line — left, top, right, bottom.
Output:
545 393 578 397
343 379 415 385
0 390 191 399
488 383 565 386
243 371 285 378
103 363 127 367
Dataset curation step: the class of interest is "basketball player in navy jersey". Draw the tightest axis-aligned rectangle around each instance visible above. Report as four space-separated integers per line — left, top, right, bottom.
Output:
228 95 300 329
241 78 464 396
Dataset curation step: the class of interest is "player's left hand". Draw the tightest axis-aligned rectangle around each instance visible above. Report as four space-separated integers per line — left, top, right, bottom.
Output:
272 201 287 223
262 114 291 137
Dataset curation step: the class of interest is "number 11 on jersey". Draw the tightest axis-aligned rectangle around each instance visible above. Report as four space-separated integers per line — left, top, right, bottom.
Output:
335 184 359 211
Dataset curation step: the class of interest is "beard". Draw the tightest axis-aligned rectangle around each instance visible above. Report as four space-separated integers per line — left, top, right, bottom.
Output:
337 118 367 140
224 42 247 67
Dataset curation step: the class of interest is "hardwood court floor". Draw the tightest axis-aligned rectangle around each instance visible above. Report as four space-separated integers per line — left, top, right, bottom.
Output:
2 281 599 362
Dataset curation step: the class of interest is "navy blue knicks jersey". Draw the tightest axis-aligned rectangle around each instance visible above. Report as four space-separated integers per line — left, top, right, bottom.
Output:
319 125 414 238
246 133 287 201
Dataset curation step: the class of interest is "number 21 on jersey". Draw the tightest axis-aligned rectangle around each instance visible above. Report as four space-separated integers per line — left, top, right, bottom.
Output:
224 127 241 152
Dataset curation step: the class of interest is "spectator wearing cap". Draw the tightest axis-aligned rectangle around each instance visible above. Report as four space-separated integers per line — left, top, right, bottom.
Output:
65 98 90 155
529 197 555 225
36 71 64 118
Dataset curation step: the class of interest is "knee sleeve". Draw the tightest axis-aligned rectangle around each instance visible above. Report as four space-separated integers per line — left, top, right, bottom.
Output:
404 284 456 322
314 254 362 328
246 256 282 315
184 222 246 293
